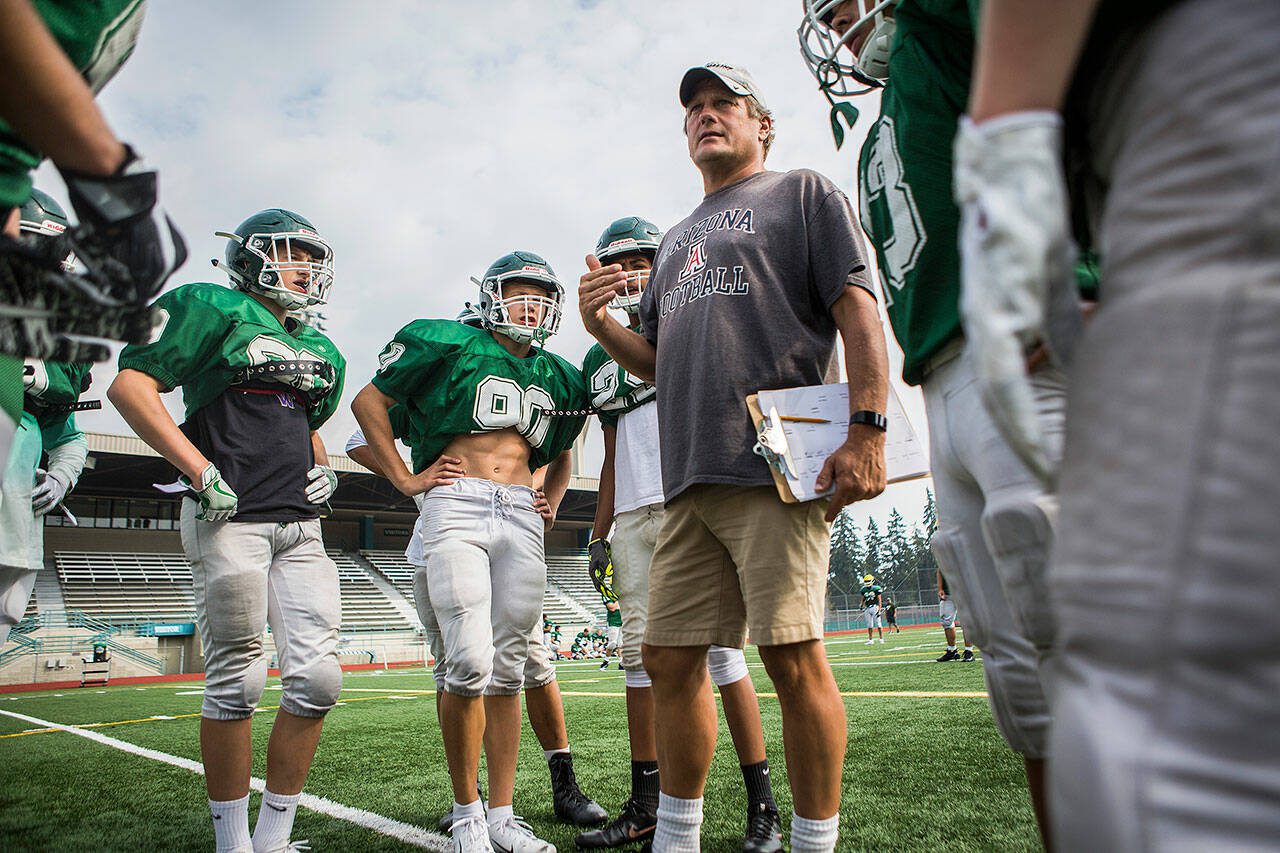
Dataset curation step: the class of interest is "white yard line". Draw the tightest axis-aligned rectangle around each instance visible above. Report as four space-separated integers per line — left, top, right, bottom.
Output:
0 708 450 851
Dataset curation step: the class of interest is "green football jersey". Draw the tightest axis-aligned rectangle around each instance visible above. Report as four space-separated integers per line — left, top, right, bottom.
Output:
581 341 656 428
858 0 979 387
0 0 148 208
860 0 1098 385
118 283 345 431
371 319 588 474
860 583 883 607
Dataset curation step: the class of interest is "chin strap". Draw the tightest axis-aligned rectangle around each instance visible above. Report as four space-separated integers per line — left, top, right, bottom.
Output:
829 99 861 150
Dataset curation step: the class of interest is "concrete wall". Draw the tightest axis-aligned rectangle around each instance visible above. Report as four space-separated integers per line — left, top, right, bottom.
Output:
0 630 162 687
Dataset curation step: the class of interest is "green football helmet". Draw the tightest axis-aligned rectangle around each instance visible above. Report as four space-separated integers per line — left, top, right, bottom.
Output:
473 250 563 344
19 188 77 271
594 216 662 312
214 208 334 311
19 188 70 237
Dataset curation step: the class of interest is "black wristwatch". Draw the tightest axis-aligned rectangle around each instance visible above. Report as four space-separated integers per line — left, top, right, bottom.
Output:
849 410 888 432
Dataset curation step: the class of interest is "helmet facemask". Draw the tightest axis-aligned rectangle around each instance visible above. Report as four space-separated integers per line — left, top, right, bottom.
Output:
610 269 650 312
218 229 334 311
798 0 896 97
476 275 563 345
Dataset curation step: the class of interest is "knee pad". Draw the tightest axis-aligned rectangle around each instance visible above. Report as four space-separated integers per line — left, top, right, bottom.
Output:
706 645 749 687
523 643 556 690
981 495 1058 655
203 648 268 720
443 642 494 697
280 652 343 717
930 528 987 647
624 667 652 689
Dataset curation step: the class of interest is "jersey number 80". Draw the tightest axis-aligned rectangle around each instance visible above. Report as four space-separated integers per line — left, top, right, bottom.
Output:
473 375 554 447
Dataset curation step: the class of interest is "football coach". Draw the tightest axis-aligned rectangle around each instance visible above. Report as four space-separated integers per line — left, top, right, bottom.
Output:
578 62 888 853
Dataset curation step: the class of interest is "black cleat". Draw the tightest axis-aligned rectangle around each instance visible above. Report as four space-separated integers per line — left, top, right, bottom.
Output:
574 796 657 849
936 649 961 662
742 801 783 852
961 649 976 662
550 753 608 826
599 660 610 670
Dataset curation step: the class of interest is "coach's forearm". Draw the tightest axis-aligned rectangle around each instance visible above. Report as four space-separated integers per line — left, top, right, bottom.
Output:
833 286 889 423
107 369 208 482
351 384 413 490
543 450 573 516
0 0 126 175
969 0 1101 121
595 316 657 383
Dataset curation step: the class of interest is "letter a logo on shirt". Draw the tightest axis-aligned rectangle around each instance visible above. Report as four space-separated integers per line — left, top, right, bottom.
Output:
680 240 707 279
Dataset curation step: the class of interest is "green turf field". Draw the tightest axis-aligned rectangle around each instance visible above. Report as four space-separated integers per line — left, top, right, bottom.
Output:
0 629 1040 852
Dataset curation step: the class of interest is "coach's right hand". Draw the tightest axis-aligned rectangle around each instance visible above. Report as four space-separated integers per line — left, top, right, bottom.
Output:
579 254 625 336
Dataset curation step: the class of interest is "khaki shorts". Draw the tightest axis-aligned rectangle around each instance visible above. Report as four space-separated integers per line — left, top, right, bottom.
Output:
645 484 830 648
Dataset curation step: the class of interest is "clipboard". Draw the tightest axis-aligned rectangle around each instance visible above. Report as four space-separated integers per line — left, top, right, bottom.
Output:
748 382 930 504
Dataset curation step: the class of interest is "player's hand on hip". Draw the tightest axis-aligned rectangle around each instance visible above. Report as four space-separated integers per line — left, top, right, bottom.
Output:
31 468 68 516
185 463 238 522
398 455 465 497
532 489 556 531
305 465 338 504
816 430 886 522
955 112 1077 485
579 254 626 336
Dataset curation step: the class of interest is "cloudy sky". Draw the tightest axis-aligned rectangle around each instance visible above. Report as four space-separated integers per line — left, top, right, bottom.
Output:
37 0 932 530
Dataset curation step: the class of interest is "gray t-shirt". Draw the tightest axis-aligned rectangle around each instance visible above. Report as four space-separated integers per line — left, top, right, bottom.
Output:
638 168 872 502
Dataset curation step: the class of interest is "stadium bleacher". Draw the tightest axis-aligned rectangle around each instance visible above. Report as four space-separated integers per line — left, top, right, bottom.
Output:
328 551 411 632
546 550 606 624
54 552 195 623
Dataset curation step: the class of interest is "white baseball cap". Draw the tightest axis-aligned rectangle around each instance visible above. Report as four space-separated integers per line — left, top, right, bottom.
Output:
679 62 769 111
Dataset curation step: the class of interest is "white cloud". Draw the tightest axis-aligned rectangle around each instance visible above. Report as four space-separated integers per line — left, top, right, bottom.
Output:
37 0 929 527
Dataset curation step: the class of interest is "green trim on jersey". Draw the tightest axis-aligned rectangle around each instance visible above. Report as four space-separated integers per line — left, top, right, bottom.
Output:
25 360 92 434
371 319 587 474
117 283 345 431
0 0 147 208
581 341 656 428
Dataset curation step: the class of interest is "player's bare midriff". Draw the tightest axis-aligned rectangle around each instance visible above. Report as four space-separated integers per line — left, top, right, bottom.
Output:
440 427 534 488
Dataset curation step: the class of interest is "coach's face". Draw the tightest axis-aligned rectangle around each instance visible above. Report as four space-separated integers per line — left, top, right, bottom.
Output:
684 78 768 173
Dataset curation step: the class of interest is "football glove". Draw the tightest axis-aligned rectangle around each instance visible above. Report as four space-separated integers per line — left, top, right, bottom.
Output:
31 468 68 516
305 465 338 504
954 112 1080 484
183 463 238 522
588 537 617 603
59 145 187 311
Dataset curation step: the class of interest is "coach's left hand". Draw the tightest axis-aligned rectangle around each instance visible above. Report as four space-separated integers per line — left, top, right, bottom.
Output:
816 429 886 522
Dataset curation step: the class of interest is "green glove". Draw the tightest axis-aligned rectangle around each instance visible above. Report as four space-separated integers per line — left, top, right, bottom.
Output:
183 463 238 522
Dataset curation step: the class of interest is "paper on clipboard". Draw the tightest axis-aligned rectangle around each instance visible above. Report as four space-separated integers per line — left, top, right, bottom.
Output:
754 382 929 502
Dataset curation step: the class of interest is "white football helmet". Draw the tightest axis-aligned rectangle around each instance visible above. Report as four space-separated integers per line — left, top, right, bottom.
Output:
798 0 896 97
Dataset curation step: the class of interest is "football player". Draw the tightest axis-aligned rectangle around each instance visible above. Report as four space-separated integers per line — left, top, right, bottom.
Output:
0 0 185 369
858 574 883 645
352 250 588 853
598 600 621 670
0 190 91 647
961 1 1280 847
935 571 973 663
799 1 1098 842
344 419 607 836
578 217 782 852
108 208 345 853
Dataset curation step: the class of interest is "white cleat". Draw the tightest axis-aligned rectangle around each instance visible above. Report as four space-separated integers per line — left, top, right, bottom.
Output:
452 815 495 853
488 814 556 853
878 638 885 644
865 640 875 645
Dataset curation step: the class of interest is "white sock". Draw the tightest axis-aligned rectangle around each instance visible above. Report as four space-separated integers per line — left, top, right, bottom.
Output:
947 645 957 652
654 792 703 852
252 790 301 852
543 747 570 761
965 645 973 652
790 812 839 853
209 795 252 853
486 803 513 826
454 797 485 822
